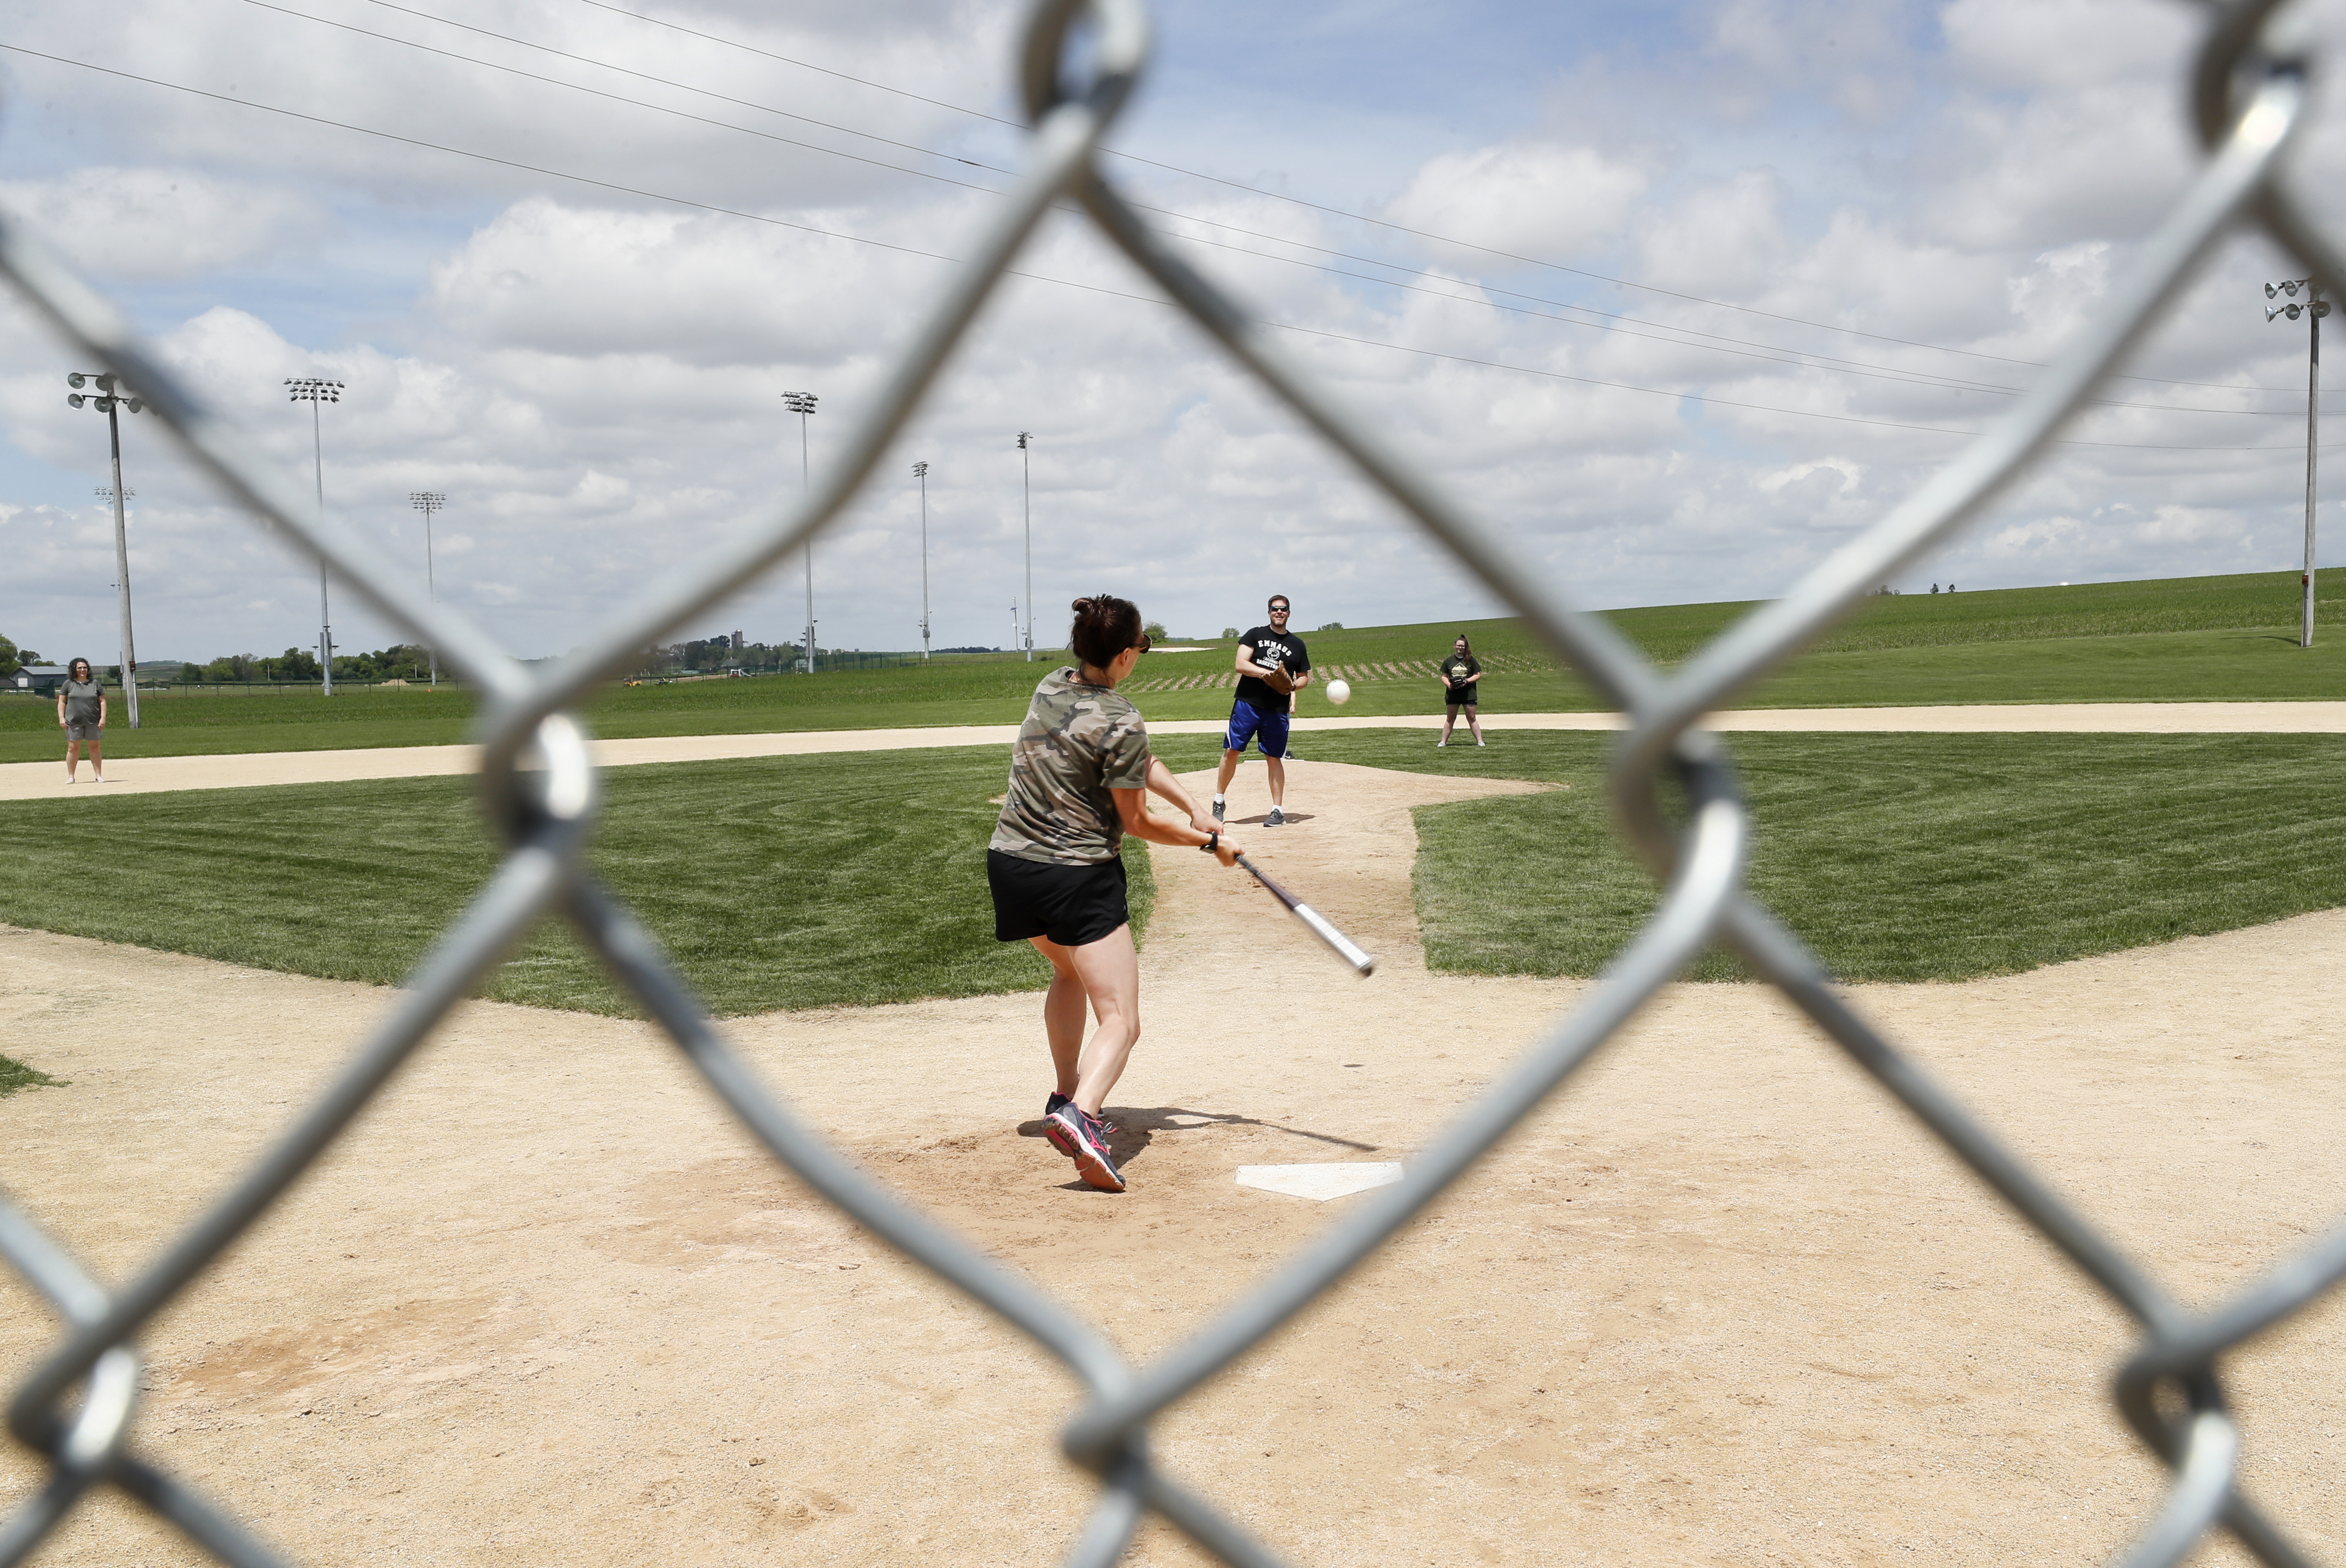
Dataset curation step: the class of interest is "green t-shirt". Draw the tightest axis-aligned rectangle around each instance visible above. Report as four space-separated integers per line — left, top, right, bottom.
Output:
1440 654 1481 694
990 668 1153 864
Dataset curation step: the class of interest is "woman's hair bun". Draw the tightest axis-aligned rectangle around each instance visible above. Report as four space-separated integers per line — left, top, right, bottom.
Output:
1069 593 1143 669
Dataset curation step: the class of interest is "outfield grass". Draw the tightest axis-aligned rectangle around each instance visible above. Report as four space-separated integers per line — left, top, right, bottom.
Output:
1208 729 2346 983
5 569 2341 763
0 749 1152 1018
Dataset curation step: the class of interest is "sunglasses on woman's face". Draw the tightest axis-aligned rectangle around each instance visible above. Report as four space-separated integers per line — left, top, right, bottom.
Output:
1135 634 1152 654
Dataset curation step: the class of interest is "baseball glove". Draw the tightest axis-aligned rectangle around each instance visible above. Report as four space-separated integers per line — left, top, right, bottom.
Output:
1259 665 1297 695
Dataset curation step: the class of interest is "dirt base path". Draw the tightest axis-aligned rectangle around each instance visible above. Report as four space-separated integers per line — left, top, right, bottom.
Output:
2 759 2340 1566
6 700 2345 802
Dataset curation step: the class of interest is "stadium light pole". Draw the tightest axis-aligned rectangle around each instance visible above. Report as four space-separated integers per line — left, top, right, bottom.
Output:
2267 278 2329 647
66 373 148 727
286 378 345 691
409 491 444 688
784 391 818 672
1016 431 1034 661
912 461 933 659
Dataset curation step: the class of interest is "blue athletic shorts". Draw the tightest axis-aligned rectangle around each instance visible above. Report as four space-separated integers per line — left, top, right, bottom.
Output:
1223 698 1290 757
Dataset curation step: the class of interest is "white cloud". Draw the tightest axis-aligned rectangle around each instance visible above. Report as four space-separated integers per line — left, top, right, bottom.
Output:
0 169 327 281
1383 142 1649 262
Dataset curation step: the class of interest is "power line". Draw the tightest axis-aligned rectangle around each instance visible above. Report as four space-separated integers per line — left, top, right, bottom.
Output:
549 0 2293 396
244 0 2301 418
242 0 1018 199
0 41 2316 456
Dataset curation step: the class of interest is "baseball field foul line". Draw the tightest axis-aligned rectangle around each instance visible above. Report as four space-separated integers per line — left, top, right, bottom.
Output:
2 701 2343 802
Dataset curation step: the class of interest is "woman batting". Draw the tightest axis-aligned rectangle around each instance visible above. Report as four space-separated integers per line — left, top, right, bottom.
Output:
987 595 1238 1192
57 657 107 782
1436 634 1484 747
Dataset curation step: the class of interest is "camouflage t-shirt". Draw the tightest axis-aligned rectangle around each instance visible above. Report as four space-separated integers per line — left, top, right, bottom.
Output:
989 667 1152 864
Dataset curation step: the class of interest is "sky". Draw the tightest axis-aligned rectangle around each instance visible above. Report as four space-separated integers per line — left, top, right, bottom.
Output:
1 0 2343 666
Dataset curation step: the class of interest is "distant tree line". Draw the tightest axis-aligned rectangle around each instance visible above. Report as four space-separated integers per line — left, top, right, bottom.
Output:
632 634 946 674
184 644 438 683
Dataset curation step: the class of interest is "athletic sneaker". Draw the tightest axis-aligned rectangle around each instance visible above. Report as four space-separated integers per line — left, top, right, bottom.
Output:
1211 799 1225 823
1048 1105 1126 1192
1476 740 1486 747
1436 740 1447 748
1042 1093 1115 1153
1265 805 1284 826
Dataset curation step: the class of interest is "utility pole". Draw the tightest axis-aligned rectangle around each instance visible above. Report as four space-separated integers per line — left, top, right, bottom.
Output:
1016 431 1034 661
66 373 146 727
409 491 445 687
286 378 345 690
912 461 933 659
2267 279 2329 647
784 391 819 672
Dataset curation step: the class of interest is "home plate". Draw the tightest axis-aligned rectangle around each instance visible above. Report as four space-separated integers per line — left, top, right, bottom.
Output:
1235 1163 1404 1201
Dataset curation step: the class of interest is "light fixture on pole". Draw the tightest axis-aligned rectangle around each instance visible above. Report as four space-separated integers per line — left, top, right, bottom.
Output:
912 461 933 659
783 391 819 673
409 491 445 688
66 373 148 728
1015 431 1034 661
2267 278 2329 648
285 377 345 691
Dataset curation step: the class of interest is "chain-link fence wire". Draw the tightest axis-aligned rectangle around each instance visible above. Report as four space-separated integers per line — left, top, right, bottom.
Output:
2 0 2344 1562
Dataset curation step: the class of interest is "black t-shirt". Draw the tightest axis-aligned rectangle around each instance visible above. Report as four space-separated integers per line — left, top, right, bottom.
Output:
1440 653 1481 694
1235 626 1311 710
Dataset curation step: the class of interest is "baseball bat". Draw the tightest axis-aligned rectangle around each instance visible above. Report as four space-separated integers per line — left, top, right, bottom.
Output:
1233 852 1376 976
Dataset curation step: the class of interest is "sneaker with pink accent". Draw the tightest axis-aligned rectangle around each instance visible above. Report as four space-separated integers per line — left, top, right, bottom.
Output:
1046 1104 1126 1192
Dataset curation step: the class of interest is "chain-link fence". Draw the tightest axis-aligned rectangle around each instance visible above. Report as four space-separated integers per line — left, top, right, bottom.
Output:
4 0 2343 1564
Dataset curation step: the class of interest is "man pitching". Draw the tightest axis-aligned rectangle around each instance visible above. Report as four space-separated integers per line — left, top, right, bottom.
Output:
1213 593 1312 827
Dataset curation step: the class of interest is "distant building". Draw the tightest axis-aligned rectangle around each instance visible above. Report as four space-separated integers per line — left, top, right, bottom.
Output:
12 666 69 696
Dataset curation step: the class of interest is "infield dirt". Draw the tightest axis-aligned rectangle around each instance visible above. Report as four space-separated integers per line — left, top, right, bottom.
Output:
1 758 2339 1566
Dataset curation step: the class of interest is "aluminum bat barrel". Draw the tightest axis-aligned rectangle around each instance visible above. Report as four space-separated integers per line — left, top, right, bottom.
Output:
1234 853 1377 976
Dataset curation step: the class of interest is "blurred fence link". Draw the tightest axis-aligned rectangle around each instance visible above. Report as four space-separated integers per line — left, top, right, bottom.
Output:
4 0 2343 1565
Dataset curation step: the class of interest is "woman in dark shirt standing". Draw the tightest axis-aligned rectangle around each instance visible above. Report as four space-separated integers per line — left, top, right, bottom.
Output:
56 657 106 783
1436 634 1484 747
987 594 1236 1192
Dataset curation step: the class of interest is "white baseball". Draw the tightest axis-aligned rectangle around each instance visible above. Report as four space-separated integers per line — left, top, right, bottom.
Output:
1325 678 1351 705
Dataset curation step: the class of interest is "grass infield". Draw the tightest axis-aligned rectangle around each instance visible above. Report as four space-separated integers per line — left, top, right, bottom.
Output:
0 731 2338 1016
1199 730 2346 983
0 749 1150 1018
4 568 2340 763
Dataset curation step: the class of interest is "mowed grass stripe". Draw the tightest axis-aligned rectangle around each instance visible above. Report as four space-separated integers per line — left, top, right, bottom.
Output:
0 749 1149 1018
1363 731 2346 982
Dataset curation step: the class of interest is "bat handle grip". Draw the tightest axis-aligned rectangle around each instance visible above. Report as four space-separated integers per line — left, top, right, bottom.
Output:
1292 901 1377 976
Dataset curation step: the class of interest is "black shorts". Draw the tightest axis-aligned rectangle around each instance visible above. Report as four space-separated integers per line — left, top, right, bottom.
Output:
1442 688 1477 710
987 849 1130 947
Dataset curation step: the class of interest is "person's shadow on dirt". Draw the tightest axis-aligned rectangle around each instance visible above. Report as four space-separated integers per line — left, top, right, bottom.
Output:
1229 811 1314 826
1017 1105 1377 1187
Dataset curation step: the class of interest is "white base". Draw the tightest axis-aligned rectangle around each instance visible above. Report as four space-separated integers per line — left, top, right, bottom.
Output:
1235 1163 1404 1201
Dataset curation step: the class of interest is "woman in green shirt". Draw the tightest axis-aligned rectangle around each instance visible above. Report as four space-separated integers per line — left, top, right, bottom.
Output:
1436 634 1484 748
56 658 106 783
